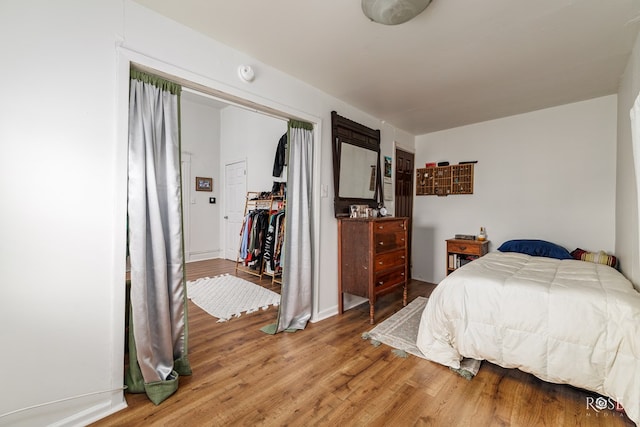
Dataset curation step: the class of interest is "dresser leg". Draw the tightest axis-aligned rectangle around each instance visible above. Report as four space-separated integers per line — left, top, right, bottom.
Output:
369 303 375 324
403 284 408 306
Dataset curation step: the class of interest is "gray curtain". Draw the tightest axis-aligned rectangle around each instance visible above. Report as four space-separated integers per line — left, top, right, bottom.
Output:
126 70 191 404
276 120 314 332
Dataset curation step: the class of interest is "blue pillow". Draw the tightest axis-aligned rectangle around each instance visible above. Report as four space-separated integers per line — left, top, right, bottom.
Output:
497 239 573 260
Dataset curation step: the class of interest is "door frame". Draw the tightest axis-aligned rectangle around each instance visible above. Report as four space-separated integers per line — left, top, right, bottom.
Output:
394 144 415 278
116 49 323 348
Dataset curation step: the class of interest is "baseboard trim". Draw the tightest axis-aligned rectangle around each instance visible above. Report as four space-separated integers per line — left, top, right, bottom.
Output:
58 399 128 427
311 296 366 323
186 250 222 262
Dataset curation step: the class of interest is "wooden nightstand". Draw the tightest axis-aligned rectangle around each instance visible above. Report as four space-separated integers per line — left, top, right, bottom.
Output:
446 239 489 275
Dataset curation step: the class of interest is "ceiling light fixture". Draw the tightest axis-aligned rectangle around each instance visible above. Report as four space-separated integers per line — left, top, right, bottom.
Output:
362 0 432 25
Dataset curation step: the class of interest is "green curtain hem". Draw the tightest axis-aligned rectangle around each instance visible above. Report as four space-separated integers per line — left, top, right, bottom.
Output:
260 323 297 334
125 326 190 400
260 323 277 334
144 370 180 405
174 355 192 376
125 295 192 401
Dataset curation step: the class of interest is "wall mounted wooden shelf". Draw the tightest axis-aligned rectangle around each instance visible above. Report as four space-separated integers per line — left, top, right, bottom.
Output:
416 164 474 196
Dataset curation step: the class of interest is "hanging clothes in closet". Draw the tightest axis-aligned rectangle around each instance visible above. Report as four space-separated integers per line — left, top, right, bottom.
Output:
263 208 286 275
272 133 288 178
239 209 270 270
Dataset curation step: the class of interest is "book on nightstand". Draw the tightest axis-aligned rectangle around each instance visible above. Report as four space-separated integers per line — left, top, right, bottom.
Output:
455 234 476 240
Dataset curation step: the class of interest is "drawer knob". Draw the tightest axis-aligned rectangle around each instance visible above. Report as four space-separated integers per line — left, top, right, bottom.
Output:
459 246 467 250
378 261 383 265
401 238 405 242
378 225 383 229
378 281 384 285
401 273 405 276
401 256 405 259
378 242 384 245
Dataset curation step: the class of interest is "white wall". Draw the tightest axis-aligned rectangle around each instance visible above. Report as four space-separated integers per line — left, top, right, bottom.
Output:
0 1 127 425
616 31 640 290
0 1 403 424
4 1 628 424
181 95 222 261
219 107 288 192
413 95 618 283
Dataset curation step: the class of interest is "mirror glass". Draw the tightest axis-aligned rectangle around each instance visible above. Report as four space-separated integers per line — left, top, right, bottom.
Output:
338 143 378 199
331 111 382 217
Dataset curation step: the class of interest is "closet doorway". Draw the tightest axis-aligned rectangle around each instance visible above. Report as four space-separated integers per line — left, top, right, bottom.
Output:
124 61 319 329
180 88 287 263
224 160 247 261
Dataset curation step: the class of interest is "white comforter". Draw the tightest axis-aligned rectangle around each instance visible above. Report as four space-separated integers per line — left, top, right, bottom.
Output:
416 251 640 425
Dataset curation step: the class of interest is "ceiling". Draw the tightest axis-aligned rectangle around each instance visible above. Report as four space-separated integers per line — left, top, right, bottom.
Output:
133 0 640 135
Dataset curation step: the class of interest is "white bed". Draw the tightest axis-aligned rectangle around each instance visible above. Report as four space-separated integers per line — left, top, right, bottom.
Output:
416 251 640 425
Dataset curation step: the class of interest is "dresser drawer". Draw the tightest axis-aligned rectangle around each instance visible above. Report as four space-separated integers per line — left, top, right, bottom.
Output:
447 241 483 256
375 231 407 253
374 249 407 272
374 267 406 291
373 220 405 233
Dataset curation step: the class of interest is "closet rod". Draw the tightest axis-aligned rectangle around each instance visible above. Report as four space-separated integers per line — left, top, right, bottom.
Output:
182 87 288 124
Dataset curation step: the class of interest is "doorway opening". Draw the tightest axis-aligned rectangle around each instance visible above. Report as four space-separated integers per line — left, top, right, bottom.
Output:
123 60 321 314
394 147 415 278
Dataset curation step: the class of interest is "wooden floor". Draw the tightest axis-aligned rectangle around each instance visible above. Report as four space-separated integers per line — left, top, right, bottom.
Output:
94 259 634 426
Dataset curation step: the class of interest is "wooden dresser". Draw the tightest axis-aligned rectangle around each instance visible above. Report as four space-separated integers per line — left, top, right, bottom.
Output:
338 217 409 324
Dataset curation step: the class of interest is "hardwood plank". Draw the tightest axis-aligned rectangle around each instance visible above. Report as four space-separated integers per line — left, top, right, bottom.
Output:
95 258 634 426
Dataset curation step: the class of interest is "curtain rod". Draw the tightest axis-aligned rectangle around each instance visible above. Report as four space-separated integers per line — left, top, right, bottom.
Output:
182 87 288 124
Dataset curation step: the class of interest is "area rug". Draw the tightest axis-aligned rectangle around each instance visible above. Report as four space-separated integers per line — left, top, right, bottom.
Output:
362 296 481 380
187 274 280 322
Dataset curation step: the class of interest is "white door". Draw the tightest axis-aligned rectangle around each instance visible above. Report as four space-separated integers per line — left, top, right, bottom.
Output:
224 160 247 260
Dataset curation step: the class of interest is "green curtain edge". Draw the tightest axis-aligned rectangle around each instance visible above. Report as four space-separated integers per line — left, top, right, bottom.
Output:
176 83 193 378
288 119 313 131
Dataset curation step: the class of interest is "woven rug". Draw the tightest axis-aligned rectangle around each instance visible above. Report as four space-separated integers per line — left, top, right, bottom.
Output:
187 274 280 322
362 296 481 379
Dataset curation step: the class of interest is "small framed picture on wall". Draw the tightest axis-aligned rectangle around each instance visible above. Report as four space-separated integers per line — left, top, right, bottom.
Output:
384 156 392 178
195 177 213 192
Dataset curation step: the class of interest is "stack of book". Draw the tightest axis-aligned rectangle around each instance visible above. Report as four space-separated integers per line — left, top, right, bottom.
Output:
448 254 478 269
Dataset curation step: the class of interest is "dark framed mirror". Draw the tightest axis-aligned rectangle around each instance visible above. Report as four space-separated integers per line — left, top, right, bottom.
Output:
331 111 383 217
